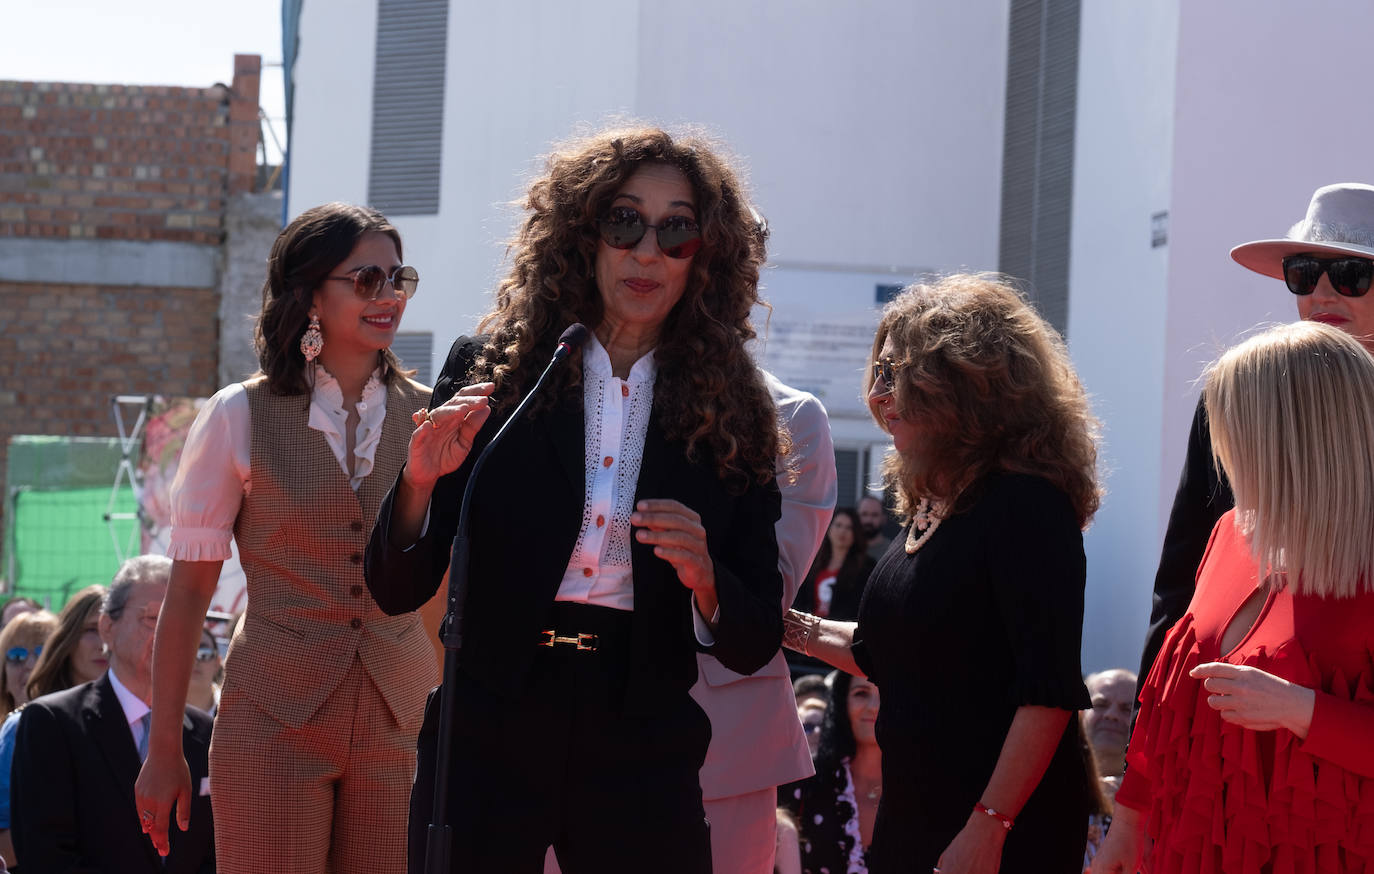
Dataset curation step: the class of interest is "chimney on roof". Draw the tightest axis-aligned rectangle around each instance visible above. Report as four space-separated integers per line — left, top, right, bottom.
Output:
228 54 261 196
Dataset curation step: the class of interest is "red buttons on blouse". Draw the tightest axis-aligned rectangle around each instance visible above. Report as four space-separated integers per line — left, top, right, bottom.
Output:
621 384 629 397
603 456 613 467
596 515 605 528
349 618 362 630
582 567 593 578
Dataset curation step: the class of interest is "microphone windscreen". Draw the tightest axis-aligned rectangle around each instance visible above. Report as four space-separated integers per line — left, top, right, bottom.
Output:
558 323 591 350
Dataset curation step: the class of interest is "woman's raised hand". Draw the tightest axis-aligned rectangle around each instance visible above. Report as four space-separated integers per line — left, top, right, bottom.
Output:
404 383 494 489
631 499 718 619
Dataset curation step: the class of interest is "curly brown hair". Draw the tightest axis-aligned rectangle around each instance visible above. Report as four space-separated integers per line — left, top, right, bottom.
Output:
254 202 411 395
865 273 1101 527
472 125 781 488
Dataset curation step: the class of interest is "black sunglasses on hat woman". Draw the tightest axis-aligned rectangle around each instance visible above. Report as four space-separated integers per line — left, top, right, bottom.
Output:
1282 254 1374 298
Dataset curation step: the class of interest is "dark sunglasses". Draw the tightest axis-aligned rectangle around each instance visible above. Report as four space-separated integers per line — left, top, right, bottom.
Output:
1282 255 1373 298
5 645 40 665
326 264 420 301
597 206 703 259
871 360 901 392
195 646 219 662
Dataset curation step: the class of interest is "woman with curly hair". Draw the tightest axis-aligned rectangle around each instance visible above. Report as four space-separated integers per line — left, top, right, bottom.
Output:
135 202 435 872
786 274 1100 873
366 125 784 873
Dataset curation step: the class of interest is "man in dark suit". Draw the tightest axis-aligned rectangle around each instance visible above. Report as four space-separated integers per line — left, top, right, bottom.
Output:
12 555 214 873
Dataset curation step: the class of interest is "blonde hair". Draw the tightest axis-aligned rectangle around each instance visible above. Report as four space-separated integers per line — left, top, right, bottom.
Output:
865 273 1102 527
0 609 57 715
1205 321 1374 598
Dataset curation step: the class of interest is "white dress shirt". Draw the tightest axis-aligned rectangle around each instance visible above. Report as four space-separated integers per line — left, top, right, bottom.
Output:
166 365 389 561
106 667 150 752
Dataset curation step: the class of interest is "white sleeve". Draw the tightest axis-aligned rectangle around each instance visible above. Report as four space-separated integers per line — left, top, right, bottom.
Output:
767 374 838 608
690 596 721 646
166 384 251 562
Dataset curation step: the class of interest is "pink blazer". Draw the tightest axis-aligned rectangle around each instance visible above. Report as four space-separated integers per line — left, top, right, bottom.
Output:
691 375 837 800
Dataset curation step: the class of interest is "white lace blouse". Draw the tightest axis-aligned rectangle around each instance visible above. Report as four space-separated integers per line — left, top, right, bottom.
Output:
554 334 655 610
166 365 390 562
556 335 714 640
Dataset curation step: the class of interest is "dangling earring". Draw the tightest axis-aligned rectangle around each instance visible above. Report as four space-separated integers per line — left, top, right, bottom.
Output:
300 313 323 362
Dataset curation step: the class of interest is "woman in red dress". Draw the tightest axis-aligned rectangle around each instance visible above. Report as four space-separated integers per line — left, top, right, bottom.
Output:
1093 321 1374 873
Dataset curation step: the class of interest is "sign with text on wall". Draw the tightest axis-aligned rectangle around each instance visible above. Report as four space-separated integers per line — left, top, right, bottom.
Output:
752 310 883 420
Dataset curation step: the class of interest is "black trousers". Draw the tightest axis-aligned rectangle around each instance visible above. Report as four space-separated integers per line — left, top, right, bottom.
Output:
409 602 713 874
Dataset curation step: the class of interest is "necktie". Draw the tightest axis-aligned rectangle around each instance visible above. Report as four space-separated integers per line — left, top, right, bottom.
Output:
137 712 152 762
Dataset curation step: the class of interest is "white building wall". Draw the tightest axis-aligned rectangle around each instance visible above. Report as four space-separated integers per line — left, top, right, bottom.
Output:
1162 0 1374 516
1066 0 1179 673
1068 0 1374 674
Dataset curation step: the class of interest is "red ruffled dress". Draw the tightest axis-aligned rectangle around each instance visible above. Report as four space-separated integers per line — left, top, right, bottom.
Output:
1117 510 1374 873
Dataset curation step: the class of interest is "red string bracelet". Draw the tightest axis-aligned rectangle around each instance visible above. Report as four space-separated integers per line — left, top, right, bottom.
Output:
974 802 1014 830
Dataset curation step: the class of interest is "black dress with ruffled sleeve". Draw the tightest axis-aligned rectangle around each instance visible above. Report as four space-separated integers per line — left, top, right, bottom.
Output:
852 473 1093 873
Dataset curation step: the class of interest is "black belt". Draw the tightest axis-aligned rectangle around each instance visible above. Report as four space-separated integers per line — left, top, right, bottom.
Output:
538 602 631 654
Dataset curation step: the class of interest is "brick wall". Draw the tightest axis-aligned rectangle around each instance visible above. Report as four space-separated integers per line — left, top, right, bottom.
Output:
0 55 259 243
0 56 262 537
0 279 219 445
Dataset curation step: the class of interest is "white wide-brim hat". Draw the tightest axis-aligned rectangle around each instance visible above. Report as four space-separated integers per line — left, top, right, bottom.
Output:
1230 182 1374 280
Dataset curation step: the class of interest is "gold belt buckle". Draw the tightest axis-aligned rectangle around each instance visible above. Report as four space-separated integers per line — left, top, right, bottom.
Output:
538 630 599 651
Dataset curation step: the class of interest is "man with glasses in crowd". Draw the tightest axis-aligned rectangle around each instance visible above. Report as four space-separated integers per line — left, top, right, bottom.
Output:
1138 182 1374 689
11 555 215 873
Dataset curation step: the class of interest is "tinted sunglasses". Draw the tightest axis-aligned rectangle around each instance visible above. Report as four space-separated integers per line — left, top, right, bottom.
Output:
195 646 218 662
597 206 703 259
1282 255 1373 298
871 360 901 392
326 264 420 301
5 645 40 665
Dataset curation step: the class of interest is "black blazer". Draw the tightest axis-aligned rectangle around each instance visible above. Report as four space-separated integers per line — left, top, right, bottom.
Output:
11 673 215 874
1138 396 1234 685
365 336 783 710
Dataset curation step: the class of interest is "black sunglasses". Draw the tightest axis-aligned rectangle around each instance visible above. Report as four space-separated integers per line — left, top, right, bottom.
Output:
1282 255 1373 298
326 264 420 301
597 206 703 259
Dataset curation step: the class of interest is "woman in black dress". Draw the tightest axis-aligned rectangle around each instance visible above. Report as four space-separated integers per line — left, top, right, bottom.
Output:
788 508 875 676
783 274 1101 873
796 508 875 621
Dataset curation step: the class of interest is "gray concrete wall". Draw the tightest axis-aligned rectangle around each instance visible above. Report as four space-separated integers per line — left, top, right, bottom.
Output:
0 238 221 288
218 191 282 386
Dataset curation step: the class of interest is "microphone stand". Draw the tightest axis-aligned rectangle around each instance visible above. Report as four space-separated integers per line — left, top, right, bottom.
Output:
423 325 587 874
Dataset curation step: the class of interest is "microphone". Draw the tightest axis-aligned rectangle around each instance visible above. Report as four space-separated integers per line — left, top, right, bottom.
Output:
423 323 589 874
554 322 591 361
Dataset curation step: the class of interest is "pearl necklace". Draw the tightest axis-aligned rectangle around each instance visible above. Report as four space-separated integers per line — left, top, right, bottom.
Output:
904 497 946 554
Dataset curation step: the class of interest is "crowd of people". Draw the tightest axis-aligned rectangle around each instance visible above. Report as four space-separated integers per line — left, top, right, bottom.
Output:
1 123 1371 874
